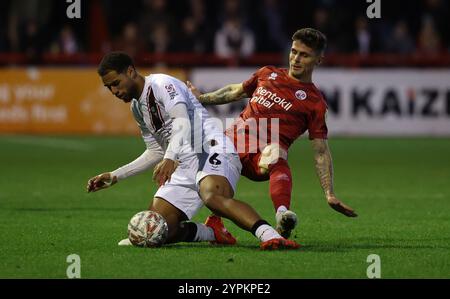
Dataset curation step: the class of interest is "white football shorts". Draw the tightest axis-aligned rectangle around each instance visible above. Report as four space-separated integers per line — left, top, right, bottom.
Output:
154 136 242 219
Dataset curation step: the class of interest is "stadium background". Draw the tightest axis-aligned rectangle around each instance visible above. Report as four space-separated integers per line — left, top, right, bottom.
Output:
0 0 449 279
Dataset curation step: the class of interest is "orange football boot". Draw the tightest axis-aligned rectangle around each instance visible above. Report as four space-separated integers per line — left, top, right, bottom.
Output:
260 238 300 250
205 215 237 245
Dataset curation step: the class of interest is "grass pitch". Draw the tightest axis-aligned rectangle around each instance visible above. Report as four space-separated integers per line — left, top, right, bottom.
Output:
0 135 449 278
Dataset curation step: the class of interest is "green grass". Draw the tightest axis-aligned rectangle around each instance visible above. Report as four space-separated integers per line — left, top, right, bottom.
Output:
0 135 449 278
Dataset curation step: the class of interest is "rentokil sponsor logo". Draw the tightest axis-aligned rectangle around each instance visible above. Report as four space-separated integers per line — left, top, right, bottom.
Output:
250 87 293 111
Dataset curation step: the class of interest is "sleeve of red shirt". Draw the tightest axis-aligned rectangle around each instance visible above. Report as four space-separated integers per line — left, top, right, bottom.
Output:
242 67 266 97
308 101 328 140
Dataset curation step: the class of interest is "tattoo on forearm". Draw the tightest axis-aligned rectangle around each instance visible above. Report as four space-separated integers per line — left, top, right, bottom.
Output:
312 142 334 197
199 85 244 105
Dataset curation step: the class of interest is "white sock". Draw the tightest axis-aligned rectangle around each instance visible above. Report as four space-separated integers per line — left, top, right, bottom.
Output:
194 223 215 242
255 224 282 242
277 205 288 214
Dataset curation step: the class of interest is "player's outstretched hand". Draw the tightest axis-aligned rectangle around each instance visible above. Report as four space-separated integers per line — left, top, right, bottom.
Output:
186 81 201 98
87 172 117 193
327 196 358 217
153 159 179 187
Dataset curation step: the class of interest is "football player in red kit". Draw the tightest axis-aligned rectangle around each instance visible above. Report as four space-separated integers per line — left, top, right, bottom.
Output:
188 28 357 239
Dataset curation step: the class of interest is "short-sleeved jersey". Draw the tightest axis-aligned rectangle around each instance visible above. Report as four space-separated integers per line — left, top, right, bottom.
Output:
226 66 328 152
131 74 223 154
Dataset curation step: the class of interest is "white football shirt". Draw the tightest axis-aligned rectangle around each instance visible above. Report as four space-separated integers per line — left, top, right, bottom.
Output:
131 73 224 156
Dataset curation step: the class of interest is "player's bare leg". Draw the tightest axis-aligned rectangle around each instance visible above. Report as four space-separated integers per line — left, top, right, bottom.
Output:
148 197 189 243
119 197 236 246
119 197 187 246
199 175 260 229
149 197 236 244
199 175 300 250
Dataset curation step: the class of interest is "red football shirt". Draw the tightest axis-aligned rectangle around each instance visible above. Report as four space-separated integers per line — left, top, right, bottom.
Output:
226 66 328 153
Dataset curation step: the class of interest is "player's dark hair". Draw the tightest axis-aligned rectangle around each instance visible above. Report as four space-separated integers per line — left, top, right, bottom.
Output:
292 28 327 54
97 52 135 76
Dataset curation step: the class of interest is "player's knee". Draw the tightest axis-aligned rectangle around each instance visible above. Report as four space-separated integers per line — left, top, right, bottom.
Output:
258 144 288 175
200 192 228 215
200 192 219 208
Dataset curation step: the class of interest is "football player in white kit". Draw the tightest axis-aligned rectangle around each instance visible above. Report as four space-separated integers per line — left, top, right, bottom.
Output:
87 52 299 250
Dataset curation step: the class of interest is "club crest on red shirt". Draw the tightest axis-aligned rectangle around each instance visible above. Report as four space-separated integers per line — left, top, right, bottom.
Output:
295 89 307 100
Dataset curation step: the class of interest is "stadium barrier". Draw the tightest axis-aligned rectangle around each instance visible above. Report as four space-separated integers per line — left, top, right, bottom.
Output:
0 68 186 134
191 68 450 137
1 67 449 136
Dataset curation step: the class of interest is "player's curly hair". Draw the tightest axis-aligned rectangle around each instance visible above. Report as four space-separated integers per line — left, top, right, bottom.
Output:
292 28 327 54
97 52 135 76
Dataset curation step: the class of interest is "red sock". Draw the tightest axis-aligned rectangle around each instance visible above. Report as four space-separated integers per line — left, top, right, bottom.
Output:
268 159 292 211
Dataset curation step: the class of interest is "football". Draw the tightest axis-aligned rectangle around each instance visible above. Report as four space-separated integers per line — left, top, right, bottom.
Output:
127 210 169 247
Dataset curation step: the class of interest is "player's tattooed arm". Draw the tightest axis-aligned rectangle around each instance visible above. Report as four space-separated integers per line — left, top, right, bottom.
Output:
187 82 247 105
311 139 335 198
311 139 357 217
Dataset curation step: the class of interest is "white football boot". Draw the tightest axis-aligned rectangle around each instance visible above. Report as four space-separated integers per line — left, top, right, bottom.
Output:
118 238 132 246
275 210 298 239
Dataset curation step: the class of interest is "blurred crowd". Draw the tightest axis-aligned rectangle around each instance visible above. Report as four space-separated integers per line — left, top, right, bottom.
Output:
0 0 449 61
